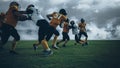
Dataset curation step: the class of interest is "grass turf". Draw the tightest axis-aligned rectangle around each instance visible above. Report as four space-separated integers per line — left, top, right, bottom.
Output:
0 40 120 68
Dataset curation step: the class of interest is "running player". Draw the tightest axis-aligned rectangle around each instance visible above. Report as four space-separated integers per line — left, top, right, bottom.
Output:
26 4 53 56
41 9 68 50
70 20 86 45
56 19 70 47
78 18 88 45
0 1 28 54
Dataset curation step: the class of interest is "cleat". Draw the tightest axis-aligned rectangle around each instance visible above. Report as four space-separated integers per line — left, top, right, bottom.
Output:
52 45 59 49
85 42 88 45
9 50 19 55
42 50 53 56
33 44 38 51
74 43 77 45
56 42 59 45
62 44 66 47
82 43 85 46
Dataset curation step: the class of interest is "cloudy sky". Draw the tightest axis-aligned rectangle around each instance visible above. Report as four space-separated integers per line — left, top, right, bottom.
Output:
0 0 120 40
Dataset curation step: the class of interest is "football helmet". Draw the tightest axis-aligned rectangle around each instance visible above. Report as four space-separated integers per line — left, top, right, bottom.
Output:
9 1 19 7
59 9 67 15
81 18 85 23
70 20 75 25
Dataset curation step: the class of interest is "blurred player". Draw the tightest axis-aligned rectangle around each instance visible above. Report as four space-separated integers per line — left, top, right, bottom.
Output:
56 19 70 47
70 20 86 45
0 12 6 38
0 12 5 28
0 12 6 44
41 9 68 49
0 1 28 54
78 18 88 45
26 4 53 56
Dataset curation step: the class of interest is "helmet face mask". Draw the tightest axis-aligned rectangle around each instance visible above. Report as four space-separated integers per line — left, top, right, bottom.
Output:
70 21 75 25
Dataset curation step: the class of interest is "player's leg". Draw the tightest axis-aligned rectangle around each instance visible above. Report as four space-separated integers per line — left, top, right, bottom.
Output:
0 24 10 49
10 27 20 54
83 32 88 45
39 33 53 56
0 32 10 49
51 29 60 49
75 34 80 45
33 28 43 51
74 34 85 45
79 40 86 46
56 40 64 46
62 32 70 47
33 19 50 50
41 39 53 56
57 32 65 46
79 31 83 40
41 27 53 56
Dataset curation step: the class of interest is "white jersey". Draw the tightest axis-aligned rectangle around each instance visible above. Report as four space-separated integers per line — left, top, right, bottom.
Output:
71 24 79 35
28 7 44 23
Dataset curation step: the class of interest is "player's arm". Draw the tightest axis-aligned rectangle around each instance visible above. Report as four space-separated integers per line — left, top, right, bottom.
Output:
59 15 68 27
46 14 52 20
26 7 33 14
65 19 70 29
12 10 28 21
78 23 80 30
84 23 87 32
47 12 57 20
17 11 28 14
65 18 69 22
13 7 29 15
59 18 68 28
68 23 73 29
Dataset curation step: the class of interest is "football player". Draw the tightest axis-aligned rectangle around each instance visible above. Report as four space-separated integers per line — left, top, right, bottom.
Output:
0 12 5 28
0 1 28 54
41 9 68 49
26 4 53 56
56 19 70 47
70 20 86 45
0 12 6 42
78 18 88 45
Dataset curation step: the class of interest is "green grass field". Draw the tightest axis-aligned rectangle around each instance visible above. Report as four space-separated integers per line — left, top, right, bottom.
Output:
0 40 120 68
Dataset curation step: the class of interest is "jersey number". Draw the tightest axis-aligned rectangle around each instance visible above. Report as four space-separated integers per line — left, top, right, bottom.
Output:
54 13 62 19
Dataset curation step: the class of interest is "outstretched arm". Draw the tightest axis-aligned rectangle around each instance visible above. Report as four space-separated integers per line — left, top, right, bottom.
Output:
12 10 28 21
18 11 28 14
46 14 52 20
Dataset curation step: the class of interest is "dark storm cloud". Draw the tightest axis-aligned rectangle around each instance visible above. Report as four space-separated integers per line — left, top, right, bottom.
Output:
0 0 120 40
0 1 9 12
92 7 120 28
